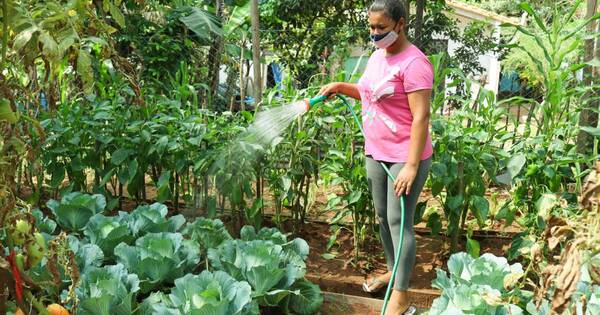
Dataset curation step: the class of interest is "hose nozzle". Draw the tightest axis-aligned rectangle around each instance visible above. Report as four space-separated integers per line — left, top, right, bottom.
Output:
303 95 328 111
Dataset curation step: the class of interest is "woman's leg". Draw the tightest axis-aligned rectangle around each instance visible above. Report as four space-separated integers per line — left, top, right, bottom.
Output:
385 158 431 313
365 156 394 290
386 157 431 290
366 156 396 271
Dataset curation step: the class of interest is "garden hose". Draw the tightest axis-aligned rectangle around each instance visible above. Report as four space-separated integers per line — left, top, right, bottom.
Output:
305 94 407 315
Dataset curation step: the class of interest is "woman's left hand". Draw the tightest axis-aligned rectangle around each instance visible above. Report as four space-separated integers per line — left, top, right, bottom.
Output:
394 164 418 197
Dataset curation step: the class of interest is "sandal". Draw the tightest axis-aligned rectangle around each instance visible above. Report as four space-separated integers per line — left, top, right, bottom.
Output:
362 276 388 293
402 305 417 315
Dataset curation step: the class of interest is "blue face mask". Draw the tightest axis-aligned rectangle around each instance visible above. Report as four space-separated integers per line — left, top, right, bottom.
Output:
370 32 390 42
369 22 399 49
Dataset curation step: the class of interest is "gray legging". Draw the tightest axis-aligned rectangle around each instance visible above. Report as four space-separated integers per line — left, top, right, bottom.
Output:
366 156 431 291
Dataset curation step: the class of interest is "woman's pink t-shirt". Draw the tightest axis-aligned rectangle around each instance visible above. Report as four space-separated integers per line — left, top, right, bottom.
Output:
357 45 433 163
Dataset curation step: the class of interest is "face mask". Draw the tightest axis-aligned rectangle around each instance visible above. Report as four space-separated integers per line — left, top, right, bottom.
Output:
370 23 399 49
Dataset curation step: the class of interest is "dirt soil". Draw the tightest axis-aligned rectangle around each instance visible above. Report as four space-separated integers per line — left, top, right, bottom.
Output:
287 218 512 297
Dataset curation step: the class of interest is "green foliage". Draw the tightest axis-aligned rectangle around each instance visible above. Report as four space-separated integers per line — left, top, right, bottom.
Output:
207 236 322 314
126 203 186 237
428 252 528 314
428 55 508 252
47 192 106 232
75 263 141 315
140 271 257 315
259 0 369 86
114 232 201 292
183 217 233 256
84 213 135 258
496 0 598 231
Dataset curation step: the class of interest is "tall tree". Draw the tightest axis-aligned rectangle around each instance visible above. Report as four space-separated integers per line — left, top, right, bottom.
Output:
250 0 261 109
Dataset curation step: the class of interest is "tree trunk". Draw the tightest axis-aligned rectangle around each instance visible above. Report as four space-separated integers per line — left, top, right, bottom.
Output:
1 0 8 69
414 0 424 45
404 0 411 33
239 35 247 111
207 0 225 111
250 0 262 109
578 0 599 154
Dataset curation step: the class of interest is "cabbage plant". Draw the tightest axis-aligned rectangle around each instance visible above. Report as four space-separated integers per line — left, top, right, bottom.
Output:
139 271 257 315
114 232 200 292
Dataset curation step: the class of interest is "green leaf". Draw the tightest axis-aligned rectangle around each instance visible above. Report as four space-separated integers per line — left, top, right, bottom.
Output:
108 2 126 28
183 217 232 253
470 196 489 228
286 278 323 315
427 212 442 235
77 264 140 315
414 201 427 225
39 31 59 60
13 26 38 51
114 233 200 293
519 3 548 33
180 7 223 42
47 192 106 231
143 270 253 315
225 1 251 35
50 164 66 188
111 148 134 165
246 266 286 293
77 49 94 94
507 153 527 179
0 98 18 123
466 237 480 258
321 253 336 260
84 214 134 257
581 126 600 137
535 193 557 219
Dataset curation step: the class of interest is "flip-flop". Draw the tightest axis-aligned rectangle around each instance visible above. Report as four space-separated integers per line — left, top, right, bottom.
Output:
402 305 417 315
362 276 388 293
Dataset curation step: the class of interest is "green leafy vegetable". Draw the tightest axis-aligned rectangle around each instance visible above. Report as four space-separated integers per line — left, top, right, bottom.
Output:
75 264 140 315
84 213 135 258
127 203 186 237
140 271 257 315
114 232 200 292
428 253 526 315
47 192 106 232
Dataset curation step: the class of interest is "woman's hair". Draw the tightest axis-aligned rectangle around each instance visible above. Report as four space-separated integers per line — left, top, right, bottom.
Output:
369 0 407 22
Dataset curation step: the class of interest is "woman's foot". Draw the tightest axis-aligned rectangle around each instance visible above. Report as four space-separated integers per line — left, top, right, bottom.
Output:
362 271 392 293
384 289 413 315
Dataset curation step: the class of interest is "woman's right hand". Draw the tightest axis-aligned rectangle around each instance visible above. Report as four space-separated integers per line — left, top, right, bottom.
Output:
318 82 343 99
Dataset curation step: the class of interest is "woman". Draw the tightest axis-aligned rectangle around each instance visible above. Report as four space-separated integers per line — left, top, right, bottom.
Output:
318 0 433 314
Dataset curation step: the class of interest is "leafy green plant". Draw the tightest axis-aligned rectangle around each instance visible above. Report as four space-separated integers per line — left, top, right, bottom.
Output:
67 235 105 274
427 252 528 314
495 0 598 234
429 73 507 253
126 203 186 238
182 217 232 256
207 238 322 314
139 271 257 315
83 213 134 258
47 192 106 232
32 208 57 236
114 232 200 293
240 226 310 261
74 263 140 315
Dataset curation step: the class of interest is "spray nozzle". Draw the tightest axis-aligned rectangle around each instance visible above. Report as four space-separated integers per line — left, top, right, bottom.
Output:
303 94 328 111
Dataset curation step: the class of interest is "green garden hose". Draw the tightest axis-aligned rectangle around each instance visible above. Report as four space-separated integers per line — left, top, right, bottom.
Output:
305 94 407 315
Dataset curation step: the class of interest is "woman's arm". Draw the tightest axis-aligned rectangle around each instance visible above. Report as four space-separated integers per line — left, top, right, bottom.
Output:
405 89 431 168
318 82 361 100
393 89 431 196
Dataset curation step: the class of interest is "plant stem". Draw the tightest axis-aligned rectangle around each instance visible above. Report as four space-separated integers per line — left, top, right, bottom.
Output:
1 0 8 71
